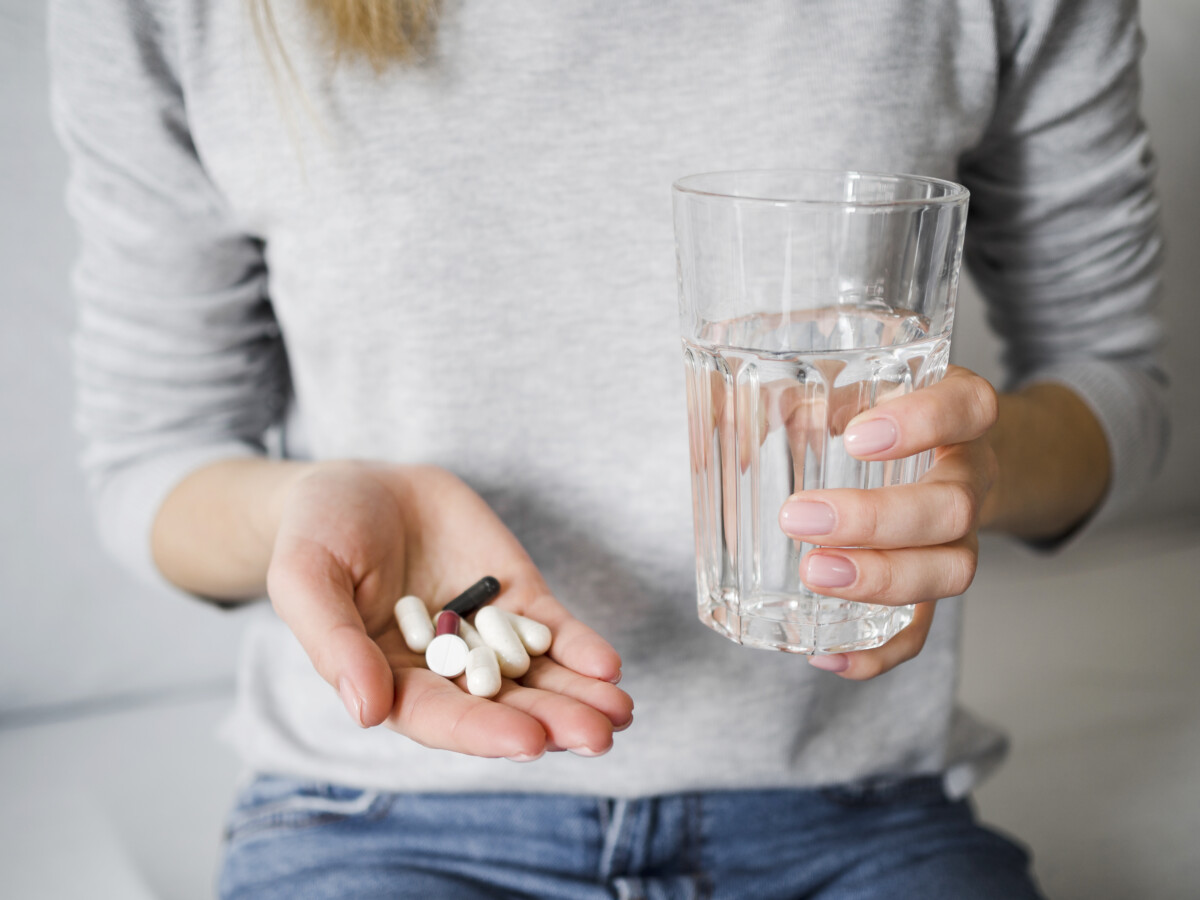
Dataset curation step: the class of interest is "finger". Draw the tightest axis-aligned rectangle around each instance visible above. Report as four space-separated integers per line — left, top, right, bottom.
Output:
517 655 635 729
843 366 998 460
388 667 548 759
808 600 937 681
799 536 978 606
513 592 624 684
267 536 395 729
492 676 621 757
780 446 986 548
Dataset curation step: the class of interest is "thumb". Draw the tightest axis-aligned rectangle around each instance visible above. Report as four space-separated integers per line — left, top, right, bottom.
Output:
267 538 394 727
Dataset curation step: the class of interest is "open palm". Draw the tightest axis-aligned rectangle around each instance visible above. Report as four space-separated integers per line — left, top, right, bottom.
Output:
267 462 632 761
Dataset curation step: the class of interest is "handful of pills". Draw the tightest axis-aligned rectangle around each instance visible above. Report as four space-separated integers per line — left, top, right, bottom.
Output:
392 577 553 699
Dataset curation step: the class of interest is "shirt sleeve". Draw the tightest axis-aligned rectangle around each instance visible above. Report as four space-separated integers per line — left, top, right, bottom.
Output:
49 0 290 587
957 0 1168 545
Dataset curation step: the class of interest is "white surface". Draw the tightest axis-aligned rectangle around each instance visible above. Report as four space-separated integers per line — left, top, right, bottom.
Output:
1 781 158 900
962 520 1200 900
0 694 240 900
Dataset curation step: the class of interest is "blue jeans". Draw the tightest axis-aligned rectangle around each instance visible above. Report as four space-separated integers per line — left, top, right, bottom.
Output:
219 774 1045 899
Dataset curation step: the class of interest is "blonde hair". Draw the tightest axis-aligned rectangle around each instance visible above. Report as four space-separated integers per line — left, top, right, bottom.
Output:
247 0 436 171
305 0 440 68
251 0 439 74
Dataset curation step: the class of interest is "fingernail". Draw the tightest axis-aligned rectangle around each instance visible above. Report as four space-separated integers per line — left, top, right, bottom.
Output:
613 715 634 733
780 500 836 536
569 746 610 758
804 554 856 588
338 678 365 728
808 654 850 673
506 750 545 763
608 669 622 685
845 418 898 456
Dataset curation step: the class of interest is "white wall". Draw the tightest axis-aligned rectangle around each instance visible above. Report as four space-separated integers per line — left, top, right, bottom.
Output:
0 0 247 719
2 0 1198 719
1137 0 1200 523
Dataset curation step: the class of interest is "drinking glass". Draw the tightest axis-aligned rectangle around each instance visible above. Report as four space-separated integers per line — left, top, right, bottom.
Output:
673 170 969 654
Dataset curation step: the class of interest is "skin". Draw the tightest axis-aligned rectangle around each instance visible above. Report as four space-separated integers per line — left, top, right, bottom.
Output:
781 368 1109 679
152 365 1109 748
156 461 631 760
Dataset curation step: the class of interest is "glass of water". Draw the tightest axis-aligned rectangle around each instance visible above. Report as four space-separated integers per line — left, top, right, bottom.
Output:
672 170 969 655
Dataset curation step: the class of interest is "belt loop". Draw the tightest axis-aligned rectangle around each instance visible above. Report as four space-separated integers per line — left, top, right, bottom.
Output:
598 798 630 880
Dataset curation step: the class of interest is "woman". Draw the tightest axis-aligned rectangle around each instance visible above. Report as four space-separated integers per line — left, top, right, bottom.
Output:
51 0 1164 896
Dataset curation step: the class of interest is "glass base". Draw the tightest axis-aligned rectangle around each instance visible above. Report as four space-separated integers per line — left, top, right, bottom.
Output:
698 589 914 655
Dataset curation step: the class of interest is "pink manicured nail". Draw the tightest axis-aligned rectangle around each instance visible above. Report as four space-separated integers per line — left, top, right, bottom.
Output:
569 746 611 758
844 418 898 456
804 554 856 588
338 678 365 728
780 500 836 536
507 750 545 763
808 654 850 673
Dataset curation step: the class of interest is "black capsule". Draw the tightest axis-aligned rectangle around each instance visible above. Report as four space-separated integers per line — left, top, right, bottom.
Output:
445 576 501 617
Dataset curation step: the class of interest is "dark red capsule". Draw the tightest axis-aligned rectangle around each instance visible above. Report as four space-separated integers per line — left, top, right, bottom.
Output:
435 610 461 637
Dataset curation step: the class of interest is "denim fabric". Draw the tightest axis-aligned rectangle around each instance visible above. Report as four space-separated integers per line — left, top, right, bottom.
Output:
219 775 1045 899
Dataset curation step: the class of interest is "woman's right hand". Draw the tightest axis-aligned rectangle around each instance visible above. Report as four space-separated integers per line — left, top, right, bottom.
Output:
265 461 632 761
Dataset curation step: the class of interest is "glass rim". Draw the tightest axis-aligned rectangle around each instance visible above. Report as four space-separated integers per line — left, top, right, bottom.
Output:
672 168 969 208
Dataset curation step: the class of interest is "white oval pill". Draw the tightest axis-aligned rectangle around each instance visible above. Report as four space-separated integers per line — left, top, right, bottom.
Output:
458 618 487 651
503 611 552 655
425 633 469 678
474 606 530 678
395 595 435 652
465 646 502 698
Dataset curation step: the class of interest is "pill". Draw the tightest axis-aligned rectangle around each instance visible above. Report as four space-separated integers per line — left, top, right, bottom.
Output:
435 609 461 636
425 611 469 677
425 633 469 678
465 646 502 698
503 611 552 656
458 618 487 651
444 576 502 617
473 605 530 678
394 595 435 652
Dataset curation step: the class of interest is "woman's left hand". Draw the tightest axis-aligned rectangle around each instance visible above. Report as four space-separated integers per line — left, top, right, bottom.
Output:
778 365 1000 680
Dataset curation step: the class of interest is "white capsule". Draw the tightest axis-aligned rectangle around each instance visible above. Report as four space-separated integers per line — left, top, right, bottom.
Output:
503 611 552 656
425 633 470 678
458 618 487 651
394 595 435 652
474 606 530 678
465 646 502 698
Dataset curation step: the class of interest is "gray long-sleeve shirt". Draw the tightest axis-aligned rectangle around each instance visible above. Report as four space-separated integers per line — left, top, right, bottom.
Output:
50 0 1165 797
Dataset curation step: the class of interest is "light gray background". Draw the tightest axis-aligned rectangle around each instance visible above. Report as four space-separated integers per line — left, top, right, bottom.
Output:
2 1 1197 898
